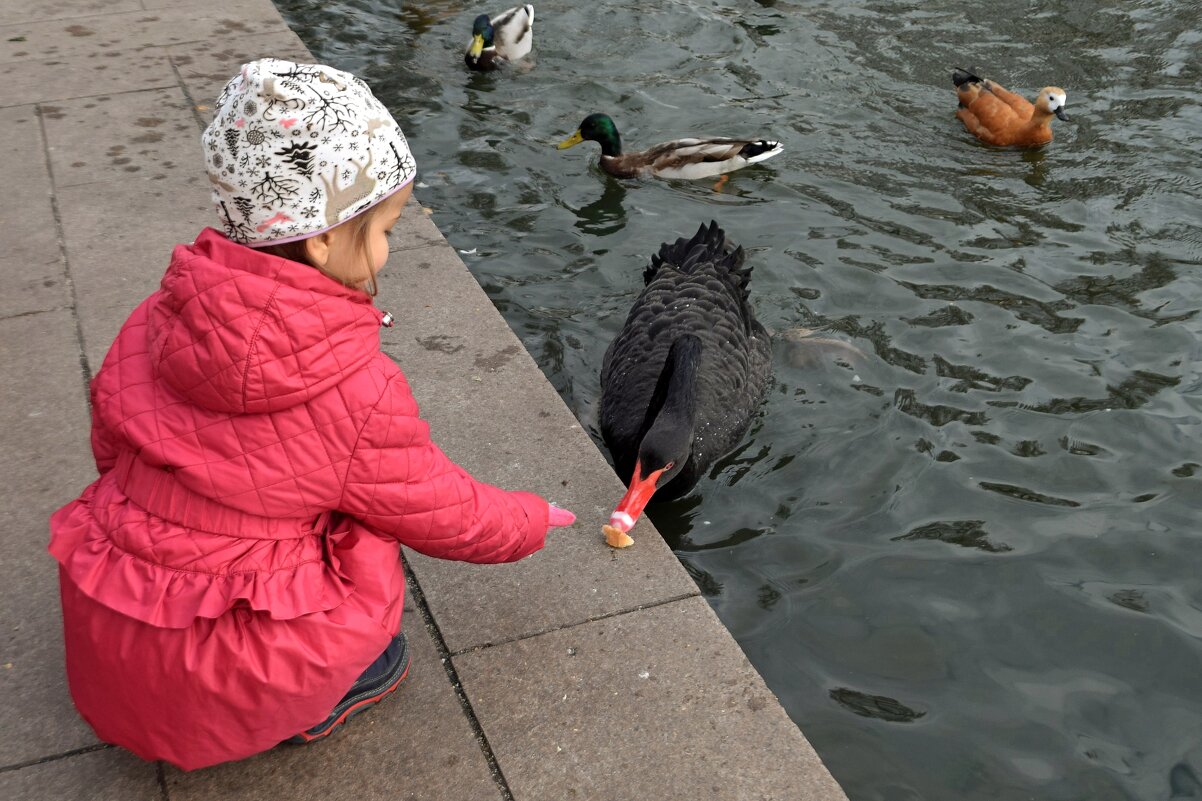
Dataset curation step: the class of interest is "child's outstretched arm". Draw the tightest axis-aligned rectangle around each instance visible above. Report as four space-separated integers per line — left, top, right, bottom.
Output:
340 370 570 563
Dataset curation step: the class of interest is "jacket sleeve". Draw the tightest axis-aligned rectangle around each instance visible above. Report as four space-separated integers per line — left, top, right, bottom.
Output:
89 378 121 475
340 371 549 563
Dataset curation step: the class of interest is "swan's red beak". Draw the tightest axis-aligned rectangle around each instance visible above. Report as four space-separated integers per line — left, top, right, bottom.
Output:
608 460 666 533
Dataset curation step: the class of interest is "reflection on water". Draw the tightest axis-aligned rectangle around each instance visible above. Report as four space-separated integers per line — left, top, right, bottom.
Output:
276 0 1202 798
569 176 627 236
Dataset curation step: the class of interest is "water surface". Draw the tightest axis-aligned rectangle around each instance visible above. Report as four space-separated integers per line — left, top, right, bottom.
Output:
275 1 1202 798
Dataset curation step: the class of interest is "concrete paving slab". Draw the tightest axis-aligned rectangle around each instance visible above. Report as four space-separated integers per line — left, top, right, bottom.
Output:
0 748 159 801
0 2 141 27
391 199 448 252
0 252 68 320
0 105 69 318
0 311 100 766
57 175 211 370
41 86 199 188
377 245 698 654
0 47 174 108
166 592 504 801
0 0 284 63
168 31 311 114
456 595 848 801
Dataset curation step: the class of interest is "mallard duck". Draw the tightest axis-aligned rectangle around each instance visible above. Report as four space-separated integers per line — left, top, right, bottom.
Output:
953 69 1069 147
464 5 534 71
599 221 772 548
557 113 783 181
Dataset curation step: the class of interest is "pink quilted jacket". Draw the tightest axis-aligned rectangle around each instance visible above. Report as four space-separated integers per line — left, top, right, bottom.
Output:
49 228 549 769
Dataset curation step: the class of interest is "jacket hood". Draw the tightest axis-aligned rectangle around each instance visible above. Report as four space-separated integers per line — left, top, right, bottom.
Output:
149 228 384 414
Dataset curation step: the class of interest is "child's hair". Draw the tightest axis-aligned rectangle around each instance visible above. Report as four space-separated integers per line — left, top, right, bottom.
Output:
256 204 386 297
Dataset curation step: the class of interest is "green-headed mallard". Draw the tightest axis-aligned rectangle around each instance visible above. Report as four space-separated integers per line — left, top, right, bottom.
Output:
465 5 534 71
557 113 783 180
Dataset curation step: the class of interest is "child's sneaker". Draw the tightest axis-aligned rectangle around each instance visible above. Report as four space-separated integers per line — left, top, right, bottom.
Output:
286 632 410 744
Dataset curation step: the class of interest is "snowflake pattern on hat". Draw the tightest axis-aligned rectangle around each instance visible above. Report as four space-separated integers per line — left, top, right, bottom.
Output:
202 59 417 246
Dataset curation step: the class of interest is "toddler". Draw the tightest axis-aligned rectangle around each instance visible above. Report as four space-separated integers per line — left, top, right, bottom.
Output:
48 59 575 771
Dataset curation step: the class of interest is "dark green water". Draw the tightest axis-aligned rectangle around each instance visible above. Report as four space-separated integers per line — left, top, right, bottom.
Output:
274 1 1202 798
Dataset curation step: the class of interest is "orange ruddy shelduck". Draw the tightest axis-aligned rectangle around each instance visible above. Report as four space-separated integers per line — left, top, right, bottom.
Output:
952 68 1069 147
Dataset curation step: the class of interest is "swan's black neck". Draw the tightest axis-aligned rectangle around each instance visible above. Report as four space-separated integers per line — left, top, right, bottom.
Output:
638 334 703 464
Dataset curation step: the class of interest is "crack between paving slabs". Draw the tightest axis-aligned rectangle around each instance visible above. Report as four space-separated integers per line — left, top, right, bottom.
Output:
402 556 518 801
0 744 111 775
35 103 94 391
444 590 702 659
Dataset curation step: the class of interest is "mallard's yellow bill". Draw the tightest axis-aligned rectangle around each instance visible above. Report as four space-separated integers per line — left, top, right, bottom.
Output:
557 130 584 150
469 34 485 58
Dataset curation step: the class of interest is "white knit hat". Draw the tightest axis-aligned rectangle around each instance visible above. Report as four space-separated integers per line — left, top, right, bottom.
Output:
202 59 416 246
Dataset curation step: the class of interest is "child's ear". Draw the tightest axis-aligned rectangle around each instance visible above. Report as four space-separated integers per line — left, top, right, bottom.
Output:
302 231 334 267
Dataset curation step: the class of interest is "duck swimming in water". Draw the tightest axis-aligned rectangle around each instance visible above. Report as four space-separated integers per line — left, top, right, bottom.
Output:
465 5 534 71
599 221 771 548
953 69 1069 147
557 113 783 182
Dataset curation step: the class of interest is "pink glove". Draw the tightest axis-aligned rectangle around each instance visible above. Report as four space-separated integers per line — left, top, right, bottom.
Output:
547 504 576 531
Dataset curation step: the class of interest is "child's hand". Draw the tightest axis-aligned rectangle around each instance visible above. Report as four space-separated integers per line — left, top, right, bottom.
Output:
547 504 576 530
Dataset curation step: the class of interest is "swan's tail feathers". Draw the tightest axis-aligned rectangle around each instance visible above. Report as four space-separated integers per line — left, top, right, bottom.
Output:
646 221 753 297
647 224 695 283
740 140 783 164
691 220 755 314
650 220 726 273
952 68 983 88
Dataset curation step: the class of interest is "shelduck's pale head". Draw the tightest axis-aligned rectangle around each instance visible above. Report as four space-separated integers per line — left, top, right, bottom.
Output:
1037 87 1070 121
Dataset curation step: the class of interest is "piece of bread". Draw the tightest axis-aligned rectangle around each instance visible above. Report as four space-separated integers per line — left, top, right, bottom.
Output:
602 524 634 549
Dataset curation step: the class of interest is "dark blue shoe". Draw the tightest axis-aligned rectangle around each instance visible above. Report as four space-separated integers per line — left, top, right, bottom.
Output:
287 632 410 744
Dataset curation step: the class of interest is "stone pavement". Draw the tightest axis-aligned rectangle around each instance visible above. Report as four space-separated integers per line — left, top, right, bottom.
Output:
0 1 848 798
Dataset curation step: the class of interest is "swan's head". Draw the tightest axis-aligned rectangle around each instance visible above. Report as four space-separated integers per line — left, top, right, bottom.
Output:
606 439 689 539
1038 87 1069 121
468 15 494 58
605 335 701 542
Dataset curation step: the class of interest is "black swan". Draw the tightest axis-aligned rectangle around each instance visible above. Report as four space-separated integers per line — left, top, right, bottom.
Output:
599 221 772 547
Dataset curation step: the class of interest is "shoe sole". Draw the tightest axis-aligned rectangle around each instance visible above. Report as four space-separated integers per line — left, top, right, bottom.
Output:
287 642 411 744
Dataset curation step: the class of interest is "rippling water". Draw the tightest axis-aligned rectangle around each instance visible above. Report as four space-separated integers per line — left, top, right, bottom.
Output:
275 1 1202 797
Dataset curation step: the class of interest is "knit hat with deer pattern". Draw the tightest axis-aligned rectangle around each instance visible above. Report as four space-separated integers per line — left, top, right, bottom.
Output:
201 58 416 246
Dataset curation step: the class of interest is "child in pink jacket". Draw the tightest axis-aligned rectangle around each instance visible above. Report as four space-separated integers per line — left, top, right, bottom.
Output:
48 59 575 771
